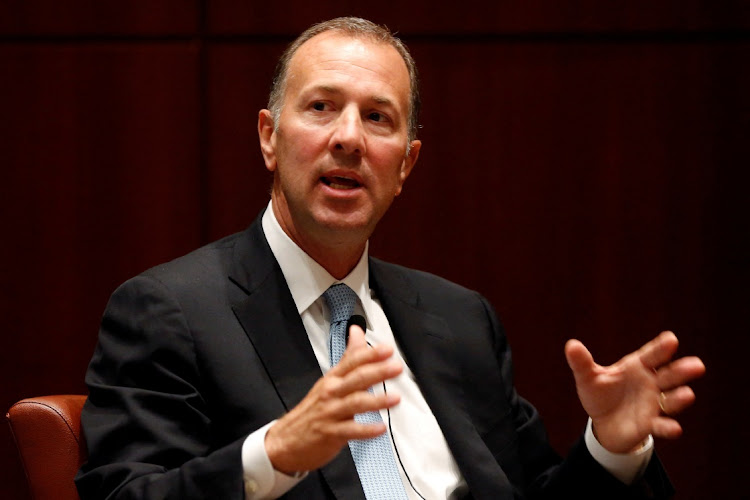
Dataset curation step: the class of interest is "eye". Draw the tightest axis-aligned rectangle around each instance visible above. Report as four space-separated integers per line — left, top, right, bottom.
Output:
312 102 326 111
368 112 385 122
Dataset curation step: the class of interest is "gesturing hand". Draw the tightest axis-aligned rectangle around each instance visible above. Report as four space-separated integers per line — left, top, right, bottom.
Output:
565 331 705 453
264 324 402 474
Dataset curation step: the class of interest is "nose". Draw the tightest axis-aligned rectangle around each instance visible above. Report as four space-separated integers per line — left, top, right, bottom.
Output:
330 107 366 156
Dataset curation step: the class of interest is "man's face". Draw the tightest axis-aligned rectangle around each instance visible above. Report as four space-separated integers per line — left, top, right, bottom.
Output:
259 32 420 251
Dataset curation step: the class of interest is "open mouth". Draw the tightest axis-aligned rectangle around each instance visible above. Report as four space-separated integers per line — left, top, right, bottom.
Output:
321 175 361 190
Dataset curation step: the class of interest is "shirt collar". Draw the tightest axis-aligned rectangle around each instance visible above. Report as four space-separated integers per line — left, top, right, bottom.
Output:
261 201 372 319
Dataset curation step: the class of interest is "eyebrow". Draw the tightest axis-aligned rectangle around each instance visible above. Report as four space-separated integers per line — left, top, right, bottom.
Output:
372 95 394 107
311 85 396 108
317 85 341 95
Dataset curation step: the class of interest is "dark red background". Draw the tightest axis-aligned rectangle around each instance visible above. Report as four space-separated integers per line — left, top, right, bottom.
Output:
2 2 748 498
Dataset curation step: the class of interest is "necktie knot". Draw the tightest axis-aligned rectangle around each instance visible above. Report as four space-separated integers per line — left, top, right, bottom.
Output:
323 283 357 324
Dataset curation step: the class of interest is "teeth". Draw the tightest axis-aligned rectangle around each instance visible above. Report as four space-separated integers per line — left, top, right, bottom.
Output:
323 176 359 190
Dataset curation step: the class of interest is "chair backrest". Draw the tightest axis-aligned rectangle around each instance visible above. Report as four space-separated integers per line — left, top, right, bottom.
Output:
6 395 88 500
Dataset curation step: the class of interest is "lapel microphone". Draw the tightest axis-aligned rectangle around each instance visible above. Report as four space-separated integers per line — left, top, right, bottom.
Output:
346 314 367 344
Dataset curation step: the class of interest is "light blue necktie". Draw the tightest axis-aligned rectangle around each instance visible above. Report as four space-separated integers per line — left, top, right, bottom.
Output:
323 284 408 500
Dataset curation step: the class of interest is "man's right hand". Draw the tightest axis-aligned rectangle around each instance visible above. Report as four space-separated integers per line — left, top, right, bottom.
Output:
264 324 402 474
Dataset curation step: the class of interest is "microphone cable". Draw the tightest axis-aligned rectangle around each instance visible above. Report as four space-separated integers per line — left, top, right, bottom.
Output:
349 315 427 500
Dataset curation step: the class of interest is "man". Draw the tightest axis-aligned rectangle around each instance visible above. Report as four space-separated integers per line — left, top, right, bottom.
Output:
76 17 705 500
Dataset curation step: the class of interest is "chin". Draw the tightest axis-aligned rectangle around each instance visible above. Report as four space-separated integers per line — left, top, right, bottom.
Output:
315 212 374 236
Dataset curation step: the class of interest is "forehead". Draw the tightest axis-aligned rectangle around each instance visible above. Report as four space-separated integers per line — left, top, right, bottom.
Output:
285 32 410 107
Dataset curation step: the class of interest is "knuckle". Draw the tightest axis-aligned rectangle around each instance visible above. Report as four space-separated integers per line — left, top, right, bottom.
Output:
344 391 374 415
341 392 364 414
318 376 343 400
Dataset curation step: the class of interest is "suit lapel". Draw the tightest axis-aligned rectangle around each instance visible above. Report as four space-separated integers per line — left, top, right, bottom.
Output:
228 216 365 500
370 258 515 500
225 218 511 498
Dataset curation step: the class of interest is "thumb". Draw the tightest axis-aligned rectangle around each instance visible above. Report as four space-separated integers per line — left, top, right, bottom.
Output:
565 339 596 381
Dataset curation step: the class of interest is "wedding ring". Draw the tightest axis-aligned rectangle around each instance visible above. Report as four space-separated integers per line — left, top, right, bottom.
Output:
658 391 668 414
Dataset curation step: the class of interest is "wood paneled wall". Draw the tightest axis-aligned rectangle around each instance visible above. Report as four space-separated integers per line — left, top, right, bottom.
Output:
2 2 748 498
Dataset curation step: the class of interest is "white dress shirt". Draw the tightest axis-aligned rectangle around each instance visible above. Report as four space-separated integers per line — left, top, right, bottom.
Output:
240 201 653 499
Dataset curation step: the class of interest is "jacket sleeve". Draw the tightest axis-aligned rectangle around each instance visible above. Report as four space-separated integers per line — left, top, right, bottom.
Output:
75 275 246 500
478 294 675 500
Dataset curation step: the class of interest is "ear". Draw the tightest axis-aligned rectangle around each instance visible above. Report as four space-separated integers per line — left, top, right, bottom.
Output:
258 109 277 172
395 139 421 196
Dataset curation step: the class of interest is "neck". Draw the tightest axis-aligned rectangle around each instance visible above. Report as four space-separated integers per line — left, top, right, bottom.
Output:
307 240 366 280
271 200 368 280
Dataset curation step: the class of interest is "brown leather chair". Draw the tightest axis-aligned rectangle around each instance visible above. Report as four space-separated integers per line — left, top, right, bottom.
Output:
7 395 88 500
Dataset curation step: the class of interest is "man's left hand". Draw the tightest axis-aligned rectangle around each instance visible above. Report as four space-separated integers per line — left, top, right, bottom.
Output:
565 331 706 453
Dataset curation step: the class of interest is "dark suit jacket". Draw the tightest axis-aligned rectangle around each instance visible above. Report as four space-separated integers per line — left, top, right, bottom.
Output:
76 213 674 499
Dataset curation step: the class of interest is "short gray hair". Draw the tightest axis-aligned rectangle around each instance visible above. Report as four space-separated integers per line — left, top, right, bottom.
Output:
268 17 421 142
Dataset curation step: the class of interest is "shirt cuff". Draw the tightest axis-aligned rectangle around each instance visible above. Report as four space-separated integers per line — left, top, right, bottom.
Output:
241 420 308 499
584 418 654 485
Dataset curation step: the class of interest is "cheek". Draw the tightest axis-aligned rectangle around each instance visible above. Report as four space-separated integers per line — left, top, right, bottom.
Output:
290 136 321 161
369 145 408 184
278 123 327 161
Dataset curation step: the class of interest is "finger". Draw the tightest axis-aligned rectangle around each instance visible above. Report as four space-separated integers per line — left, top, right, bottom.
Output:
652 416 683 439
659 386 696 416
330 332 394 377
347 323 367 350
319 353 402 399
637 331 679 369
324 419 388 441
656 356 706 390
565 339 597 381
338 358 403 395
327 390 401 421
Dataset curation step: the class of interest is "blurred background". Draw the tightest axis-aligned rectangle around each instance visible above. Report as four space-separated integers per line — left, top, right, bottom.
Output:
1 1 748 498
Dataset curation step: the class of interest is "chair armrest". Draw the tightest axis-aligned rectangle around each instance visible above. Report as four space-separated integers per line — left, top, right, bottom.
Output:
7 395 88 500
